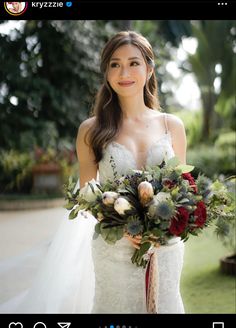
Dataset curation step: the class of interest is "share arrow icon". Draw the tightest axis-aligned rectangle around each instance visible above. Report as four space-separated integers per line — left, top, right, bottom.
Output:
57 323 71 328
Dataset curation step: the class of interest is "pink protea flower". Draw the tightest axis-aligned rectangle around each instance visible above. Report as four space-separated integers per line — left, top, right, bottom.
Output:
138 181 154 206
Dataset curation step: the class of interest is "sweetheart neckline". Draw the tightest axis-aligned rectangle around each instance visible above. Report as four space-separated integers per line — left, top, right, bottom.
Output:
108 132 173 170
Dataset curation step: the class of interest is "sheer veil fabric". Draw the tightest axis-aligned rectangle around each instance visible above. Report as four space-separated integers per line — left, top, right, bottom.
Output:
0 180 97 313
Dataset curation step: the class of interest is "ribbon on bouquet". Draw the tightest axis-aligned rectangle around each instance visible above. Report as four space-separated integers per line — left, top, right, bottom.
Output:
145 250 158 313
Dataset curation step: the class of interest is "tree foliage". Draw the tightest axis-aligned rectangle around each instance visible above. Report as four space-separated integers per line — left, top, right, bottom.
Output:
0 20 110 150
185 21 235 139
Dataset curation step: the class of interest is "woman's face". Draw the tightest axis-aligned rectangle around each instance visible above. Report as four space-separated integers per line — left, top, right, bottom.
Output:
107 44 151 99
12 2 20 11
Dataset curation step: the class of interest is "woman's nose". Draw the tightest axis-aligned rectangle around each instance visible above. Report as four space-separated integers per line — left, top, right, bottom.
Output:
119 66 130 78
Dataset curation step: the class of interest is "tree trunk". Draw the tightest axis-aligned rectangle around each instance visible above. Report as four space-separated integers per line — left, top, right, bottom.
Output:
201 89 216 141
212 109 223 132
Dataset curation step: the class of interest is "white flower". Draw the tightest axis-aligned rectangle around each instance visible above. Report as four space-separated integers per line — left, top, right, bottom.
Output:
102 191 119 206
114 197 133 215
79 179 102 202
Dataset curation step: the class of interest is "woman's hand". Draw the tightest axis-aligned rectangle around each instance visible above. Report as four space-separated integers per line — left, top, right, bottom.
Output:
124 233 142 249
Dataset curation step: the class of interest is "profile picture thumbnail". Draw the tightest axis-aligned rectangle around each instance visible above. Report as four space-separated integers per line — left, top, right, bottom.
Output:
4 2 28 16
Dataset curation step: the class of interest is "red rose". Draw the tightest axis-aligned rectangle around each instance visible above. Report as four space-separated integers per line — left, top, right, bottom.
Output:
194 201 207 227
182 172 198 193
169 207 189 236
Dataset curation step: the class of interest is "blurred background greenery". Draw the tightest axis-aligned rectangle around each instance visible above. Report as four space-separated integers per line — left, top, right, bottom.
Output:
0 20 235 196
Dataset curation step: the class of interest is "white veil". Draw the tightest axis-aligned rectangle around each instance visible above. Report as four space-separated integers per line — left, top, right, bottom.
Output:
0 180 97 313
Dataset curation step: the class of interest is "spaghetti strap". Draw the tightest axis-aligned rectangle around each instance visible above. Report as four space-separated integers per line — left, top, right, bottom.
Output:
164 113 169 134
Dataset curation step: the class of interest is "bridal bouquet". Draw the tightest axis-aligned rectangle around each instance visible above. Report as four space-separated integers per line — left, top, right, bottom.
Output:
64 156 235 268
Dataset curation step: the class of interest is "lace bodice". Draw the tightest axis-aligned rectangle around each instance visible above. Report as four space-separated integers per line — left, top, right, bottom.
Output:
98 131 175 184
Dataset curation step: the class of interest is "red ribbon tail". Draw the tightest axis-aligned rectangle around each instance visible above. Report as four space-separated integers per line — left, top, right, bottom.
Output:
145 253 152 305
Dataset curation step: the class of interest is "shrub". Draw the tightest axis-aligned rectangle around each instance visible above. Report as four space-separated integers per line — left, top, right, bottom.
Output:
214 131 236 151
187 143 236 179
0 145 77 195
0 150 34 194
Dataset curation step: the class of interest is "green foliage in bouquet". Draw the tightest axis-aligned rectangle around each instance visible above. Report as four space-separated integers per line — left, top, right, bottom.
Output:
213 176 236 255
64 156 235 268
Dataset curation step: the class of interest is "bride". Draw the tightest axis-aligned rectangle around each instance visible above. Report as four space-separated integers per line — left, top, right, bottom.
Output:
0 31 187 314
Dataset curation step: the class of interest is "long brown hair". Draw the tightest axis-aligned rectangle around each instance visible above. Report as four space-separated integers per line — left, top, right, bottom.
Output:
86 31 160 163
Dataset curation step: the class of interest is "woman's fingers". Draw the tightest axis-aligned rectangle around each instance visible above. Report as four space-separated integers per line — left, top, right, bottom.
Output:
124 233 142 249
124 233 141 239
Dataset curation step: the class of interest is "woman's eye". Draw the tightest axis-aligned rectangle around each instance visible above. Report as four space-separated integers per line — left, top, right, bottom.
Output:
110 61 140 68
110 63 119 68
131 61 140 66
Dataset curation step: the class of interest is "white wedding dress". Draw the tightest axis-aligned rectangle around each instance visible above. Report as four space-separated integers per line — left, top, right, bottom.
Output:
0 116 185 314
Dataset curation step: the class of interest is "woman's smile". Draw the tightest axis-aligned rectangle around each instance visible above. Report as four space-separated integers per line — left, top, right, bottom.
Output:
118 81 135 87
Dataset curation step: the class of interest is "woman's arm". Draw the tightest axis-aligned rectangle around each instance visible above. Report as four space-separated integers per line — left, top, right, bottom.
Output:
167 113 187 165
76 117 98 188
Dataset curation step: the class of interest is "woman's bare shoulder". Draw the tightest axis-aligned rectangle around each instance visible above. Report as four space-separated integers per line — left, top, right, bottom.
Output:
77 116 96 147
78 116 96 132
165 112 185 129
150 110 185 130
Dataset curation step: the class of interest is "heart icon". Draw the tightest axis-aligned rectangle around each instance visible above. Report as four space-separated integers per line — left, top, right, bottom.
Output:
9 323 23 328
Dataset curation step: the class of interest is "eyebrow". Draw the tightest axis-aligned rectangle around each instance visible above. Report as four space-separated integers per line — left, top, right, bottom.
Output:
110 56 142 61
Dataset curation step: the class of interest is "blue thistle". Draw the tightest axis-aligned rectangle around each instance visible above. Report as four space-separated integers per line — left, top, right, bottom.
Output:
196 174 212 199
155 201 176 220
126 217 143 236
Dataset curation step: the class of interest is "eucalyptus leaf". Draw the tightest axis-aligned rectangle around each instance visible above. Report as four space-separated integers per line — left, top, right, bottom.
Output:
166 156 180 167
64 202 75 210
102 223 124 228
93 231 99 240
95 222 101 234
69 209 78 220
100 223 110 239
101 226 123 244
177 164 195 173
151 228 163 237
178 198 190 204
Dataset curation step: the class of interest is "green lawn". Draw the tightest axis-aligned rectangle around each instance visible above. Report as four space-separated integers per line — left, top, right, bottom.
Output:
181 226 236 313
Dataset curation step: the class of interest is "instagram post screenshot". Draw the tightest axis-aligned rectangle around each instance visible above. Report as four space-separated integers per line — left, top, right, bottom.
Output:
0 1 235 327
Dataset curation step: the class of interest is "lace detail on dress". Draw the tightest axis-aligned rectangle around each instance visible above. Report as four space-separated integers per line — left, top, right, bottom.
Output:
156 240 185 313
91 237 146 313
98 132 174 184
